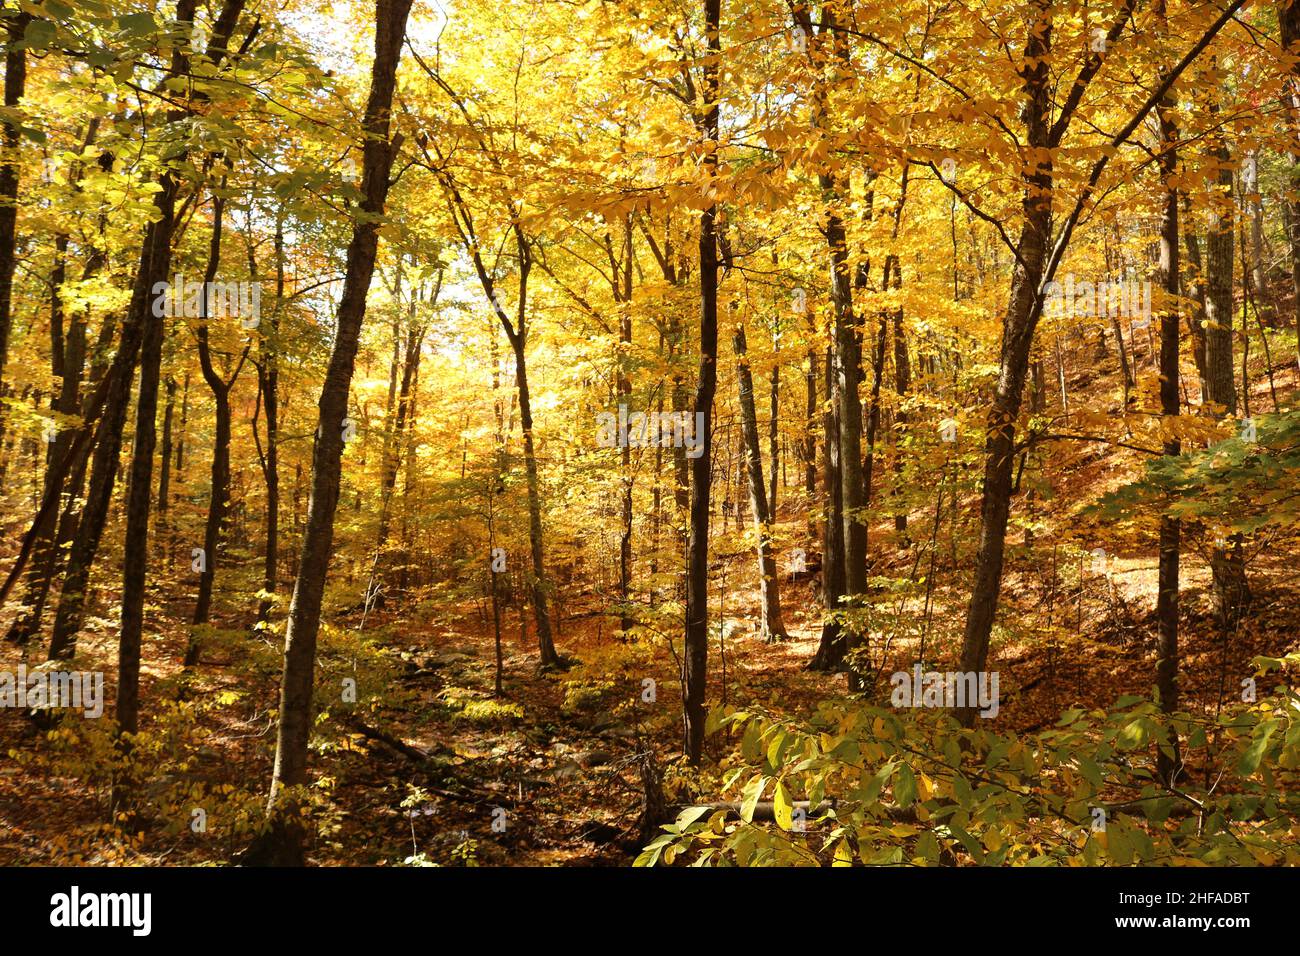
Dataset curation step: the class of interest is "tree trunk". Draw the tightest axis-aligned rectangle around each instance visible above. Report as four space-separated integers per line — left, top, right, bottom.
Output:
809 338 845 671
509 331 559 666
616 219 634 634
956 4 1053 724
1202 94 1250 627
187 192 248 666
158 376 175 523
1280 3 1300 369
1154 30 1182 784
1182 212 1210 394
256 0 412 866
4 233 85 645
733 326 788 643
255 216 284 627
683 0 720 765
0 8 30 433
767 358 779 516
803 309 817 508
892 309 910 535
122 0 244 726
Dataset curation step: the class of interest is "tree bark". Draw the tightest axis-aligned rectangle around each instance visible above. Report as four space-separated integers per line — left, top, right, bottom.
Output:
1280 4 1300 369
733 326 788 643
255 215 284 627
257 0 412 865
683 0 720 764
1154 20 1182 783
767 358 779 516
186 192 250 665
956 3 1053 724
1202 92 1250 627
0 7 30 431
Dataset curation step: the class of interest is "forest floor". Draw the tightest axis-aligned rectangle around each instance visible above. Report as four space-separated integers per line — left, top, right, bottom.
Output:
1 531 1296 866
2 355 1298 866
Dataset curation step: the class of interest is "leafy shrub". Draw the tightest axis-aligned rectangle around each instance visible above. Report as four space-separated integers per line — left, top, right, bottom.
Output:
639 653 1300 866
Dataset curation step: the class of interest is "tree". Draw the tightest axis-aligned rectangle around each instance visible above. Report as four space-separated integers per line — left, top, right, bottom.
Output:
1153 0 1182 785
254 0 413 865
683 0 721 764
732 324 789 643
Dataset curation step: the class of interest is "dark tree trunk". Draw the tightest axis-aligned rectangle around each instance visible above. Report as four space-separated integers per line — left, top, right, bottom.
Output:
0 8 30 428
1154 34 1182 784
122 0 245 726
809 339 845 671
803 310 817 506
256 0 412 866
1202 95 1250 627
1284 2 1300 369
767 359 779 516
892 308 910 535
683 0 720 764
956 4 1053 724
733 326 788 643
187 193 248 666
256 217 284 627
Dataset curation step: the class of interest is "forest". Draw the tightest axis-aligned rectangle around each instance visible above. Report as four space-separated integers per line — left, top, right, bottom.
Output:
0 0 1298 873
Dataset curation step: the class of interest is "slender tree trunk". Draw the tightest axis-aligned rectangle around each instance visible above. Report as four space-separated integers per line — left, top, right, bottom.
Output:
1182 211 1210 394
733 326 788 643
683 0 720 764
1281 5 1300 369
175 370 189 479
188 193 248 665
616 219 634 634
892 309 910 535
1154 31 1182 784
116 170 182 716
256 0 412 866
767 358 779 517
158 376 175 522
255 218 283 627
0 7 30 434
809 337 845 671
956 4 1053 724
803 309 817 508
1202 94 1250 627
509 332 559 666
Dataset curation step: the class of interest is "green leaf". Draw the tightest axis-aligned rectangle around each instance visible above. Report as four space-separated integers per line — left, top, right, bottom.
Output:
895 763 918 808
915 830 940 862
1076 756 1103 788
1237 719 1279 776
116 12 158 37
23 19 56 49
